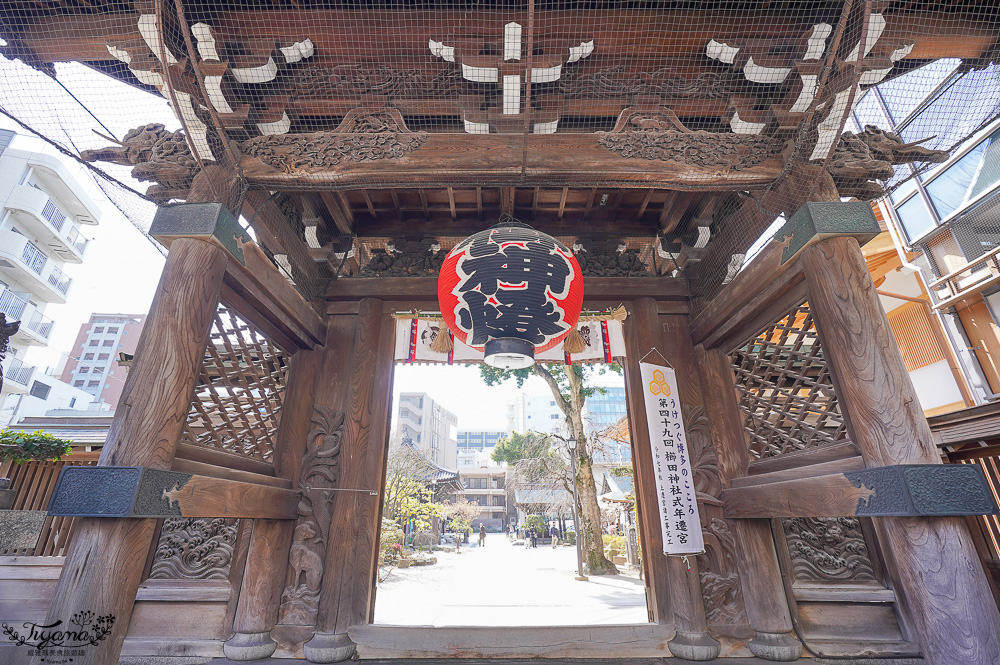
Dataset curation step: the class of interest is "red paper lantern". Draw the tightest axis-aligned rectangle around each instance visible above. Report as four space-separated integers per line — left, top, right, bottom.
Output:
438 221 584 368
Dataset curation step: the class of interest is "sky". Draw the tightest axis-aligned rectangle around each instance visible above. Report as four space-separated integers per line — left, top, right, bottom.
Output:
391 363 624 431
0 59 625 426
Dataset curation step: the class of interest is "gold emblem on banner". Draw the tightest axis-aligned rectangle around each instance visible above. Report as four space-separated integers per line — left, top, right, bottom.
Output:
648 369 670 396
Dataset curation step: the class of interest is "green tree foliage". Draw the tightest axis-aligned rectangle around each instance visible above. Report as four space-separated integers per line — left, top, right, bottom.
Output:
0 429 73 464
382 441 444 531
479 362 621 575
491 430 556 466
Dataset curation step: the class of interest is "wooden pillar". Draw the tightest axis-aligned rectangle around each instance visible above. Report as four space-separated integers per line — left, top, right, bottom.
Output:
304 298 396 663
34 237 228 665
801 235 1000 665
698 347 802 661
623 297 720 660
225 349 319 660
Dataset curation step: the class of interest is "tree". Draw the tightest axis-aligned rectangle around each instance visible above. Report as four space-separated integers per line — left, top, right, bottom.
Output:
480 363 619 575
493 431 572 525
381 439 444 532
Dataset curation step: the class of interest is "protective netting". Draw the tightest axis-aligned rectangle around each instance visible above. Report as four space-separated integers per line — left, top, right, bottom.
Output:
1 1 998 299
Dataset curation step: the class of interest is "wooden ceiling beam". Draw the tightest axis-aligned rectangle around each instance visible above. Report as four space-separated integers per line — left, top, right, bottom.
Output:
15 10 996 65
318 190 354 236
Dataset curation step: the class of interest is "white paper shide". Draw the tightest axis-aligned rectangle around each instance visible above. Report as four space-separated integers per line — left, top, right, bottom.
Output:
640 362 704 555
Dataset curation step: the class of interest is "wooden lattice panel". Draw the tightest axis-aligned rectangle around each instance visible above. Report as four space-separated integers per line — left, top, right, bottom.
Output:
731 303 848 459
179 306 289 461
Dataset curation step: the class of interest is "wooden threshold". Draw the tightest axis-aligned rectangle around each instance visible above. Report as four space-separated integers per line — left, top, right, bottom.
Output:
349 623 759 660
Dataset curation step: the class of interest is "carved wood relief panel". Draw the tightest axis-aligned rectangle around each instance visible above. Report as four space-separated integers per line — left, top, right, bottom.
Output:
686 403 749 626
782 517 877 584
278 406 346 626
149 517 241 580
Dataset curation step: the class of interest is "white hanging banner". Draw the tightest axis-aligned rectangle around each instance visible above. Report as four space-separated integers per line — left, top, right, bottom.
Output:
640 361 704 555
393 318 626 363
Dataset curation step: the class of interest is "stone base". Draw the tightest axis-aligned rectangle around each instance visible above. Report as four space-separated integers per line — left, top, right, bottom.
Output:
303 632 356 663
223 632 277 661
0 510 46 550
668 629 722 661
747 630 803 661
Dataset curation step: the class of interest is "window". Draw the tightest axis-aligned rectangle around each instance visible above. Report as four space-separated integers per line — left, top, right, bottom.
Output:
87 381 99 388
29 381 50 399
79 365 90 373
108 327 119 334
925 126 1000 220
98 353 109 360
84 353 94 360
897 195 936 242
550 414 559 419
94 327 104 333
88 340 98 347
74 380 84 387
102 340 113 347
69 398 76 408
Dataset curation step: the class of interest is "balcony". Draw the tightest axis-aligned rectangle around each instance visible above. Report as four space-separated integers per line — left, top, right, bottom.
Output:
4 185 89 262
2 357 36 394
0 231 72 303
0 290 54 345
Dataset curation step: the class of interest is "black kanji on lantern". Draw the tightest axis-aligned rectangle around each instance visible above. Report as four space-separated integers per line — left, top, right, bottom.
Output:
453 224 573 346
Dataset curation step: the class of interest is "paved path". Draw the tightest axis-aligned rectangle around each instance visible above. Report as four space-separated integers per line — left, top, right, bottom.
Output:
373 533 649 626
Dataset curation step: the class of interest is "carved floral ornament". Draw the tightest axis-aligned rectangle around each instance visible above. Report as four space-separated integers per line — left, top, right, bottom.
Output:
241 109 426 173
598 108 787 171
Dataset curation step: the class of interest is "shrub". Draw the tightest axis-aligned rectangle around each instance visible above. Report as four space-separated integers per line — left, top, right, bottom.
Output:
379 518 405 567
0 429 73 464
523 514 546 535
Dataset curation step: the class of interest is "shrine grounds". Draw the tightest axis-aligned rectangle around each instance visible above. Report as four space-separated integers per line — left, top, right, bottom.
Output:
373 533 649 626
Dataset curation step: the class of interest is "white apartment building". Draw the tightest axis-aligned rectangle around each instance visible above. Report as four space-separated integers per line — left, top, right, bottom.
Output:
396 392 459 470
0 129 100 424
506 393 567 436
455 448 510 529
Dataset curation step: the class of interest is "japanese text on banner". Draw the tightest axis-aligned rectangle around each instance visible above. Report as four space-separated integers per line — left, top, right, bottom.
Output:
640 362 704 555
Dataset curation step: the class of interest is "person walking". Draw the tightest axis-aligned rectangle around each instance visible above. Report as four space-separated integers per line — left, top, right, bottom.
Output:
529 526 538 548
550 524 559 548
479 524 486 547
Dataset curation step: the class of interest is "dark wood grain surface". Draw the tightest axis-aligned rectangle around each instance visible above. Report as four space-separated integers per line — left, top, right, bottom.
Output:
802 236 1000 664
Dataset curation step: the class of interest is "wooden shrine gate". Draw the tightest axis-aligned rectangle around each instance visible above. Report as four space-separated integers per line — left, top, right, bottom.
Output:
6 200 995 665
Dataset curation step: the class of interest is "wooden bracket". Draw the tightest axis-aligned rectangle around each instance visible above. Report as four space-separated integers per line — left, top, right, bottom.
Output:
48 466 299 519
776 200 880 265
722 463 999 519
151 202 252 265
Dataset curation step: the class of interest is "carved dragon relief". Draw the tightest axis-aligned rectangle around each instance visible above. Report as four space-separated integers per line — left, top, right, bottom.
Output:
782 517 878 584
598 108 787 172
828 124 950 200
684 404 749 626
278 406 346 626
80 123 201 204
149 517 240 580
572 239 652 277
241 109 426 174
360 238 445 277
